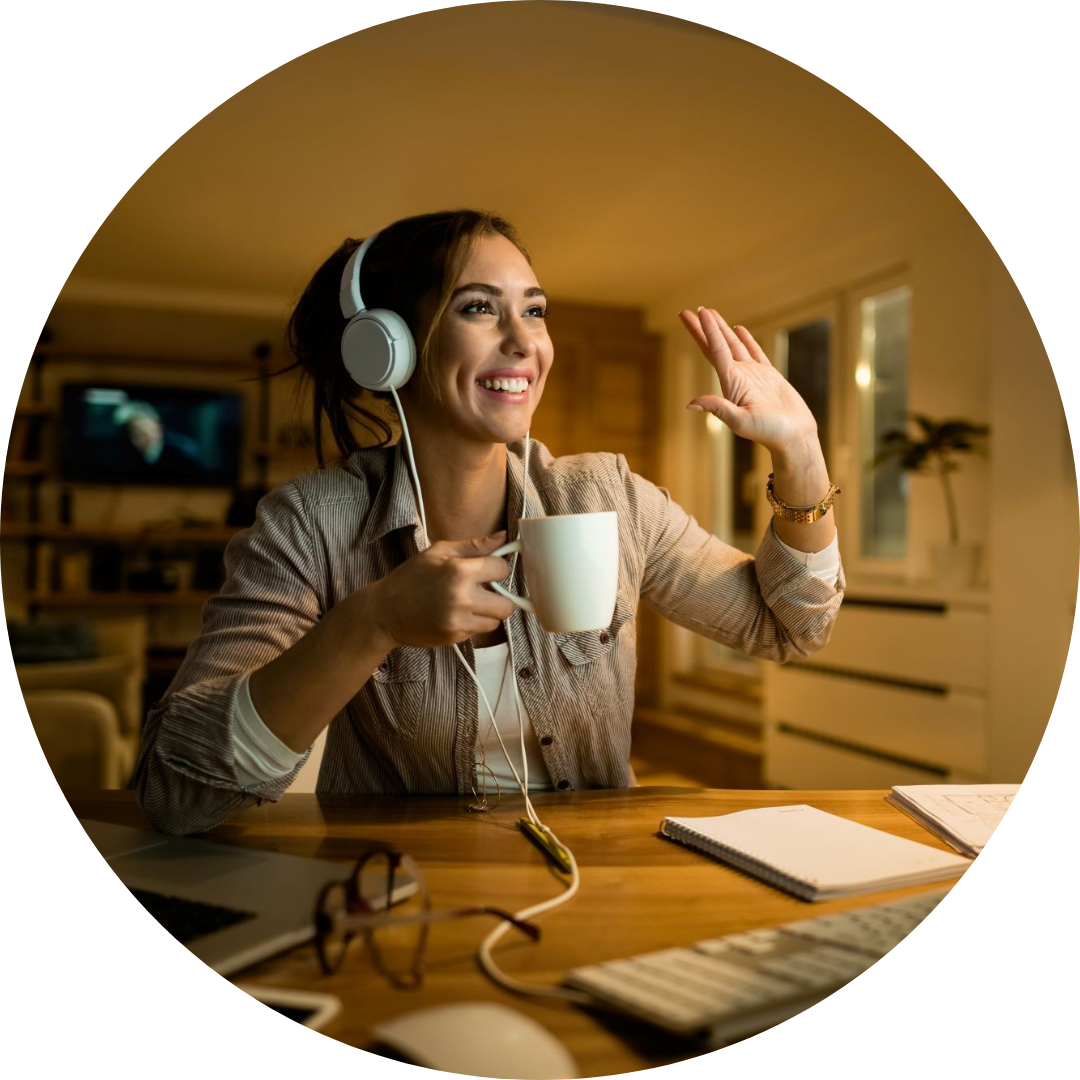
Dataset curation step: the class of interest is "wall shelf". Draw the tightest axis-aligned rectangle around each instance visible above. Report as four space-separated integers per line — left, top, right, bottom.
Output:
1 523 242 543
28 590 219 608
3 461 47 478
2 338 278 609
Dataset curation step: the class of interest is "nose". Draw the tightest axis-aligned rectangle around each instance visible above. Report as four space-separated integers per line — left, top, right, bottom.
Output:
500 313 538 358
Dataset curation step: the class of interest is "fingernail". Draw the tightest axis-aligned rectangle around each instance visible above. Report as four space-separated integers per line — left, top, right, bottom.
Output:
686 403 705 412
696 306 704 313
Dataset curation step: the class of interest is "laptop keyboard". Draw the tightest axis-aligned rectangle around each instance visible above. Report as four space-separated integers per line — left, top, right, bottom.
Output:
130 888 257 944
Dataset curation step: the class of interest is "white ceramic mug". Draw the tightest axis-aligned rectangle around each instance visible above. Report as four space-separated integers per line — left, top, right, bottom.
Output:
490 511 619 632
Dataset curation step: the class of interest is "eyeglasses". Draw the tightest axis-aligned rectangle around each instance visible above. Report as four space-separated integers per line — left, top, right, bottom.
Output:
314 848 539 986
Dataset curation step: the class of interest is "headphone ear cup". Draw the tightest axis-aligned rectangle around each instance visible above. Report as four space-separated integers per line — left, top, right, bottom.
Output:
340 309 417 391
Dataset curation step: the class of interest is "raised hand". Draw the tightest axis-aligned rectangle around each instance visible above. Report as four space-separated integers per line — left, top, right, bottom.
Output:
679 307 819 455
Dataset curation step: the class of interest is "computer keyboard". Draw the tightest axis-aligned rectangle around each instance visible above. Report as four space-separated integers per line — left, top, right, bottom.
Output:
564 887 948 1048
129 888 256 945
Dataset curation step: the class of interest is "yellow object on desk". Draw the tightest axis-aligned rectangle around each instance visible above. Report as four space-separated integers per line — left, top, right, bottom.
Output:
519 817 573 873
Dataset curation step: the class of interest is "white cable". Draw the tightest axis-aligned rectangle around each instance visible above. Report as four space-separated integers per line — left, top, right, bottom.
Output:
389 391 577 998
389 387 427 539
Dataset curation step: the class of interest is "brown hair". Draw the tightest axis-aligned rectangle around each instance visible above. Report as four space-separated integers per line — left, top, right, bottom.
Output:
283 209 530 465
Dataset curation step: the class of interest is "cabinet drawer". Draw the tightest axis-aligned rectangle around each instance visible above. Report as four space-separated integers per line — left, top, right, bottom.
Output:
765 727 953 789
806 603 988 691
766 667 987 774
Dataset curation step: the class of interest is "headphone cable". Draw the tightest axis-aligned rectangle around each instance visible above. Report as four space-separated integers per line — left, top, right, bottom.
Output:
388 387 582 1001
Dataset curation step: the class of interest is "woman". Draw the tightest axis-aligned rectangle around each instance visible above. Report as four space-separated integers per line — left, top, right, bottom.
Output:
132 209 843 835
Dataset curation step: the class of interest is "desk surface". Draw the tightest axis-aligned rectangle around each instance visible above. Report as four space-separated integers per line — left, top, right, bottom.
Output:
69 787 963 1076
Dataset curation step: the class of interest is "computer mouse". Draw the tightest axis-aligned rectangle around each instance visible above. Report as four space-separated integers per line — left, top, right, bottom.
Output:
370 1001 579 1079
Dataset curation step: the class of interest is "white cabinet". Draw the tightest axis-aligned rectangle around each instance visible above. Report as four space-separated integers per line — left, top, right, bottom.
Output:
764 586 991 788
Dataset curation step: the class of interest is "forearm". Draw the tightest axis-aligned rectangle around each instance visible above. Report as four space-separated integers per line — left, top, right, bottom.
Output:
768 433 837 552
248 585 394 753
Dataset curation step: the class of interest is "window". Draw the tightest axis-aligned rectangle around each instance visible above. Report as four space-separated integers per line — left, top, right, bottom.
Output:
855 285 911 559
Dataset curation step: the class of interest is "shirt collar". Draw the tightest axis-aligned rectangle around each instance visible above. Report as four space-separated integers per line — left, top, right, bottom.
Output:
359 440 423 547
505 439 544 540
359 439 543 547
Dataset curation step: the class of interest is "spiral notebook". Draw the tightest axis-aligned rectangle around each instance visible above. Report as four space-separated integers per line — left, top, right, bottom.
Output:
660 804 970 901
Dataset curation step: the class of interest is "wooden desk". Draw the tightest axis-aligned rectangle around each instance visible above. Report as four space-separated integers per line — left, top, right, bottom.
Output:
69 787 963 1076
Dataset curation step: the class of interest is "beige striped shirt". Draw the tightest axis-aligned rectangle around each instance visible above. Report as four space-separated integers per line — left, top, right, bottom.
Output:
132 440 844 834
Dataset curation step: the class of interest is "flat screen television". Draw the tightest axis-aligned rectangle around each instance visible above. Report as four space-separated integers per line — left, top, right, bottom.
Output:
60 383 243 486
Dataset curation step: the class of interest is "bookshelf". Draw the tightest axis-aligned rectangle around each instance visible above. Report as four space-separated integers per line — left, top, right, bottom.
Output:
2 340 273 614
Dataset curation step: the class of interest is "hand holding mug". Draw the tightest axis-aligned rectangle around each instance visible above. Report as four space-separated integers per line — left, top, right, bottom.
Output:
364 532 516 649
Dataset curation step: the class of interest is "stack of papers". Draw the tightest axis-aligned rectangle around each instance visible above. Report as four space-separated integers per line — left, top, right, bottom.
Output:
886 784 1019 857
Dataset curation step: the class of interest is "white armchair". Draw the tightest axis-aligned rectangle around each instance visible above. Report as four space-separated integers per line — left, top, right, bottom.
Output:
16 615 148 787
24 690 126 789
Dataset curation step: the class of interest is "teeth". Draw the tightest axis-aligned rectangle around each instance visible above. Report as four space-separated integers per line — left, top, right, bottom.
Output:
481 378 528 393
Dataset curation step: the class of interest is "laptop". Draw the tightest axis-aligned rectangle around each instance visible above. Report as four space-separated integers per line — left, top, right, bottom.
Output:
81 818 417 976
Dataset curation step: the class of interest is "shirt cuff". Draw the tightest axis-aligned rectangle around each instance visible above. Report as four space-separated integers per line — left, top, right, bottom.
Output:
232 674 304 785
774 532 840 584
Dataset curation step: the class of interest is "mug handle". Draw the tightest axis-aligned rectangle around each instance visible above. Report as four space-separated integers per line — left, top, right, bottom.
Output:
488 539 535 614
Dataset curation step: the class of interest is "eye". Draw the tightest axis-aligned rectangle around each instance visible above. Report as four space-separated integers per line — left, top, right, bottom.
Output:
525 304 548 319
461 298 496 315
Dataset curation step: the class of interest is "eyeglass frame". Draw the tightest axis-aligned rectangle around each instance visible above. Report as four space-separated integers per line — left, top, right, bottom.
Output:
314 847 540 985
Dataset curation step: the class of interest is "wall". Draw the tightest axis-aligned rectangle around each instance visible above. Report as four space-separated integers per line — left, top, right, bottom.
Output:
986 258 1078 778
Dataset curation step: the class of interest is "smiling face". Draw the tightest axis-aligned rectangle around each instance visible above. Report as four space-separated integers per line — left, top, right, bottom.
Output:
401 231 554 448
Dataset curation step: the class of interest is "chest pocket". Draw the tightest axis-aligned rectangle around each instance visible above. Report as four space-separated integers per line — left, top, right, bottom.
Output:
366 645 431 739
553 591 637 667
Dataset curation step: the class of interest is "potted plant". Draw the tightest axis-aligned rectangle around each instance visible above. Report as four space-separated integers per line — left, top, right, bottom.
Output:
874 414 990 588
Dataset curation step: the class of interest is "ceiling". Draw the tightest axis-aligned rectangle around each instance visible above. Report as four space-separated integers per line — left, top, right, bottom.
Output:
61 2 945 319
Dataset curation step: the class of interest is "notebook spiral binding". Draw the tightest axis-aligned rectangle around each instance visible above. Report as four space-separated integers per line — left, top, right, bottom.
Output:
660 819 820 900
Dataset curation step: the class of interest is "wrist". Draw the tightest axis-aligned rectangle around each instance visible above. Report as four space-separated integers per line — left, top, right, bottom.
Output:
340 583 398 659
768 432 826 476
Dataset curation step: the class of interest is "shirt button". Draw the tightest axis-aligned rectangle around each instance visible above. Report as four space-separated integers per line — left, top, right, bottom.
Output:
557 779 571 791
539 735 554 747
378 660 390 673
519 666 534 679
599 631 610 645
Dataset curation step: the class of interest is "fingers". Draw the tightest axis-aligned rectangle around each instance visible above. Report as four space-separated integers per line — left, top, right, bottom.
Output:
473 554 513 583
678 309 710 354
680 308 770 365
687 394 742 428
440 531 507 558
443 545 516 619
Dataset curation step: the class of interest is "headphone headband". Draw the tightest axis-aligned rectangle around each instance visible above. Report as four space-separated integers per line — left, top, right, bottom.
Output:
339 232 379 319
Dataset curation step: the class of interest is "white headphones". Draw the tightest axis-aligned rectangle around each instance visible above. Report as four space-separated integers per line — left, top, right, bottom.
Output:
338 231 417 392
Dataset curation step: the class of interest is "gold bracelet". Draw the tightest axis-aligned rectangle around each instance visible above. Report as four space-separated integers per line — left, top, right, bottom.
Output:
766 473 841 524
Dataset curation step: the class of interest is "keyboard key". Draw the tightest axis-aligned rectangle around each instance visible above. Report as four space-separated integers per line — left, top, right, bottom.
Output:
721 929 785 955
129 888 255 944
757 945 877 989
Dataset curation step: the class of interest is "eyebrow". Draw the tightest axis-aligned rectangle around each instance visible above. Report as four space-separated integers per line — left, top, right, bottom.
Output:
451 282 548 301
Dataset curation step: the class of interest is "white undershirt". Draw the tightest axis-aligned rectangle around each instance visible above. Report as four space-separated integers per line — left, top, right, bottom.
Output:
473 641 553 794
230 533 841 787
